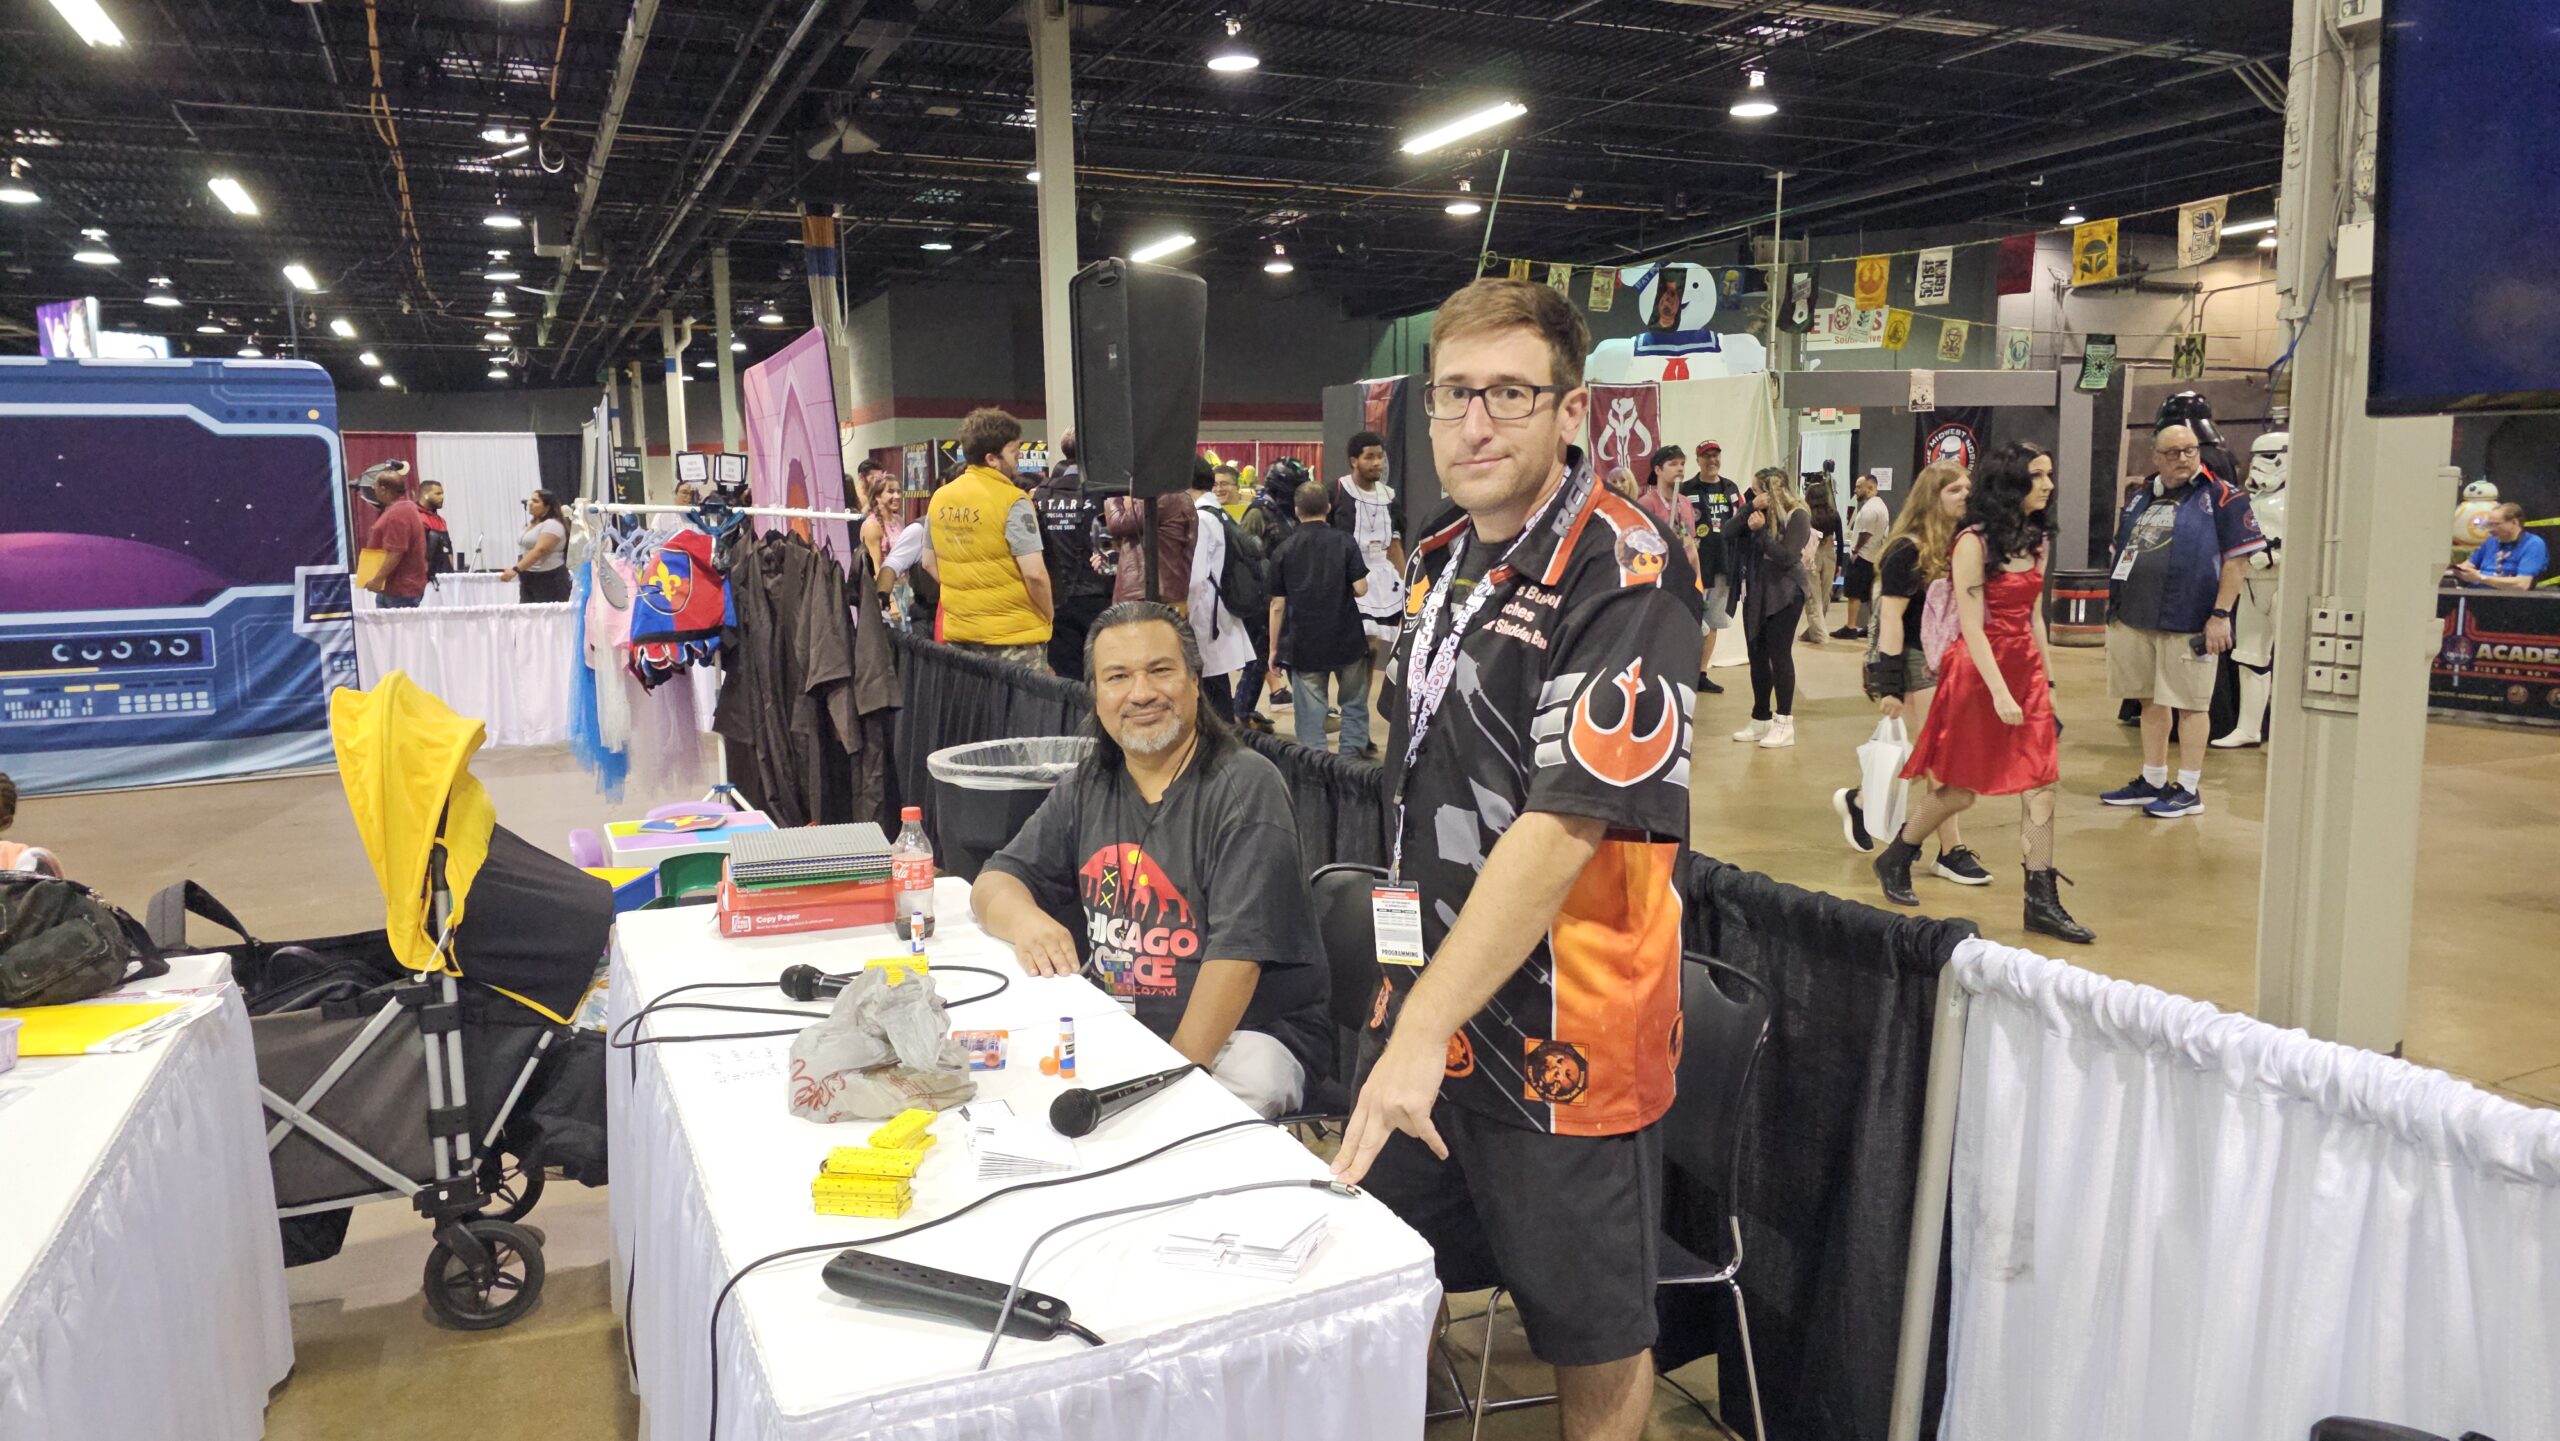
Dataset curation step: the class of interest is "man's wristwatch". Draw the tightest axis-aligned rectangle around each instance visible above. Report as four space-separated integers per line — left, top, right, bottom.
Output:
2209 607 2234 620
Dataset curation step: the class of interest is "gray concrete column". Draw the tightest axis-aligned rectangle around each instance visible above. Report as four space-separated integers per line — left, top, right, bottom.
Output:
1026 0 1079 438
2252 0 2452 1052
659 309 691 457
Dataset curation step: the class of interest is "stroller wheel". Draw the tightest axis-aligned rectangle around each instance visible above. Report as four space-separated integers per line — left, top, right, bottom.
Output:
474 1139 547 1224
423 1218 546 1331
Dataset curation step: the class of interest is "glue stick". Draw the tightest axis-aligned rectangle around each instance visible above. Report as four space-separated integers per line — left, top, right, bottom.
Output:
1057 1016 1076 1080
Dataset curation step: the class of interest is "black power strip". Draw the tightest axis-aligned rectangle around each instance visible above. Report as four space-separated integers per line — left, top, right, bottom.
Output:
821 1250 1085 1343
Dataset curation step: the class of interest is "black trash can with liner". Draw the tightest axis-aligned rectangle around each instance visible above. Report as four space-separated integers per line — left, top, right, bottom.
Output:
925 737 1093 882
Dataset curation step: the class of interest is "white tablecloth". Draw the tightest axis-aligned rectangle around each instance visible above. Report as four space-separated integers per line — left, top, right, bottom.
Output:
0 957 293 1441
608 881 1440 1441
354 601 575 747
353 570 518 610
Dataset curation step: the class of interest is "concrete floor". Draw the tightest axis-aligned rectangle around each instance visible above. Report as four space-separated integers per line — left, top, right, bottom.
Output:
15 635 2555 1438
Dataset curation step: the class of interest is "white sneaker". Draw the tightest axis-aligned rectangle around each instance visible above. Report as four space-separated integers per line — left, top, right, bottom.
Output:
1731 718 1770 743
1757 716 1797 748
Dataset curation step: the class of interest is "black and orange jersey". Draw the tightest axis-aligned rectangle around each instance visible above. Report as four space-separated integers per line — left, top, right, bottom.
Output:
1377 449 1701 1137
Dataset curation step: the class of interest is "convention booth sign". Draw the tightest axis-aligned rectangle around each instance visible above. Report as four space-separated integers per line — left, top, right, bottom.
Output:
0 357 355 794
2431 587 2560 721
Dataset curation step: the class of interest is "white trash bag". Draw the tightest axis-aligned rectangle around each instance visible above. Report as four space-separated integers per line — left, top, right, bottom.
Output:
1858 716 1912 843
786 968 976 1123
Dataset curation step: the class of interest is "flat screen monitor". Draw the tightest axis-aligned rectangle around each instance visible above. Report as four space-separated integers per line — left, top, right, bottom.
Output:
2369 0 2560 414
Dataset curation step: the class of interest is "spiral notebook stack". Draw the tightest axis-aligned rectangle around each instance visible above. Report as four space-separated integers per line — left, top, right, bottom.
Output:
726 823 893 891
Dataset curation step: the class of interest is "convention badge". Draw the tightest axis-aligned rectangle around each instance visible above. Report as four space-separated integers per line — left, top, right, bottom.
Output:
1370 886 1427 968
2112 548 2139 582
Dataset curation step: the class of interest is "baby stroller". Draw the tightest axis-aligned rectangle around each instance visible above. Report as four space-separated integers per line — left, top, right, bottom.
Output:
152 674 613 1329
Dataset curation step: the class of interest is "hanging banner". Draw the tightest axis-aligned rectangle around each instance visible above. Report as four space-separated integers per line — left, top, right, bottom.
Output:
2072 218 2120 286
1935 319 1971 364
1587 381 1662 491
1916 406 1994 473
1850 306 1888 346
1781 267 1817 332
1908 369 1937 413
1588 266 1616 313
1507 256 1532 282
1996 233 2038 296
742 327 855 569
1913 247 1955 307
2077 333 2120 393
2177 195 2230 269
1881 308 1914 352
1854 254 1891 309
2001 327 2034 371
1545 261 1574 296
2172 332 2208 381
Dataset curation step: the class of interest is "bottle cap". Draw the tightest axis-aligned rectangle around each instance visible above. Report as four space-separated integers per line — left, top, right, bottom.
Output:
901 806 922 822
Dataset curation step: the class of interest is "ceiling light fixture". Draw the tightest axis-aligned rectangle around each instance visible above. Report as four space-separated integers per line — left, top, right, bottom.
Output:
74 246 118 266
45 0 126 48
1025 169 1040 183
487 366 509 380
1445 177 1482 217
920 239 954 251
379 374 398 388
757 307 785 325
1130 232 1196 264
696 358 715 370
483 208 522 230
2220 216 2278 237
207 176 259 216
1207 16 1258 72
2059 205 2087 225
480 123 528 146
358 351 380 367
144 292 181 308
483 328 508 343
1400 99 1525 155
1264 243 1294 275
328 316 355 338
487 305 515 319
0 161 37 205
1729 69 1778 119
731 339 746 352
484 268 521 282
196 322 224 335
2258 234 2279 250
237 344 262 358
282 262 319 292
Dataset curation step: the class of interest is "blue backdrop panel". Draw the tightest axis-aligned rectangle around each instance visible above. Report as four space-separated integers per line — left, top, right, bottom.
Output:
0 357 355 794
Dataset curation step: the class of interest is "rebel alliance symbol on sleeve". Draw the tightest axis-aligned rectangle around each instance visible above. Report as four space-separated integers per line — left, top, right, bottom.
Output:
1566 658 1681 788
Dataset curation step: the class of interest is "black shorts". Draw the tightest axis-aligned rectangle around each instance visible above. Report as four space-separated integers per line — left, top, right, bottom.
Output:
1356 1099 1663 1367
1841 555 1876 605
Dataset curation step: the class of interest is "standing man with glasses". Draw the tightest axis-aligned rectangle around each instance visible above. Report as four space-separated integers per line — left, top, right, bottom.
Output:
2101 424 2264 818
1335 278 1699 1441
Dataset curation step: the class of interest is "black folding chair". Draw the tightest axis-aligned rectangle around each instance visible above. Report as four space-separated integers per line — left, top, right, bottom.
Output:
1463 954 1773 1441
1305 861 1389 1120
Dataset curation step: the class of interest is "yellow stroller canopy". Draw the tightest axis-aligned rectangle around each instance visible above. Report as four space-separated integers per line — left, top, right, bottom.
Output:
330 673 496 975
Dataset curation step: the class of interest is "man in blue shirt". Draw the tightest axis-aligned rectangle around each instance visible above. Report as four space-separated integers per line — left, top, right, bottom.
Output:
2453 504 2547 591
2102 425 2266 819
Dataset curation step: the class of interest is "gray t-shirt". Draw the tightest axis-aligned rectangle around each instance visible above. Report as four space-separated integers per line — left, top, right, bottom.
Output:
984 742 1330 1081
1003 497 1041 557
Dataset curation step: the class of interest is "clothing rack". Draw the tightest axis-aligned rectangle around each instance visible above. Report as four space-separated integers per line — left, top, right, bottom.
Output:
574 500 862 522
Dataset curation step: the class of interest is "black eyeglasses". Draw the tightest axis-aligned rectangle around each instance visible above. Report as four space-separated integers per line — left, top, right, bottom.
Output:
1424 382 1569 422
2155 445 2200 459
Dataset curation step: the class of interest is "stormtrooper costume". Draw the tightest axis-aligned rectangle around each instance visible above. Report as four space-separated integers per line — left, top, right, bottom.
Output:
2213 430 2287 749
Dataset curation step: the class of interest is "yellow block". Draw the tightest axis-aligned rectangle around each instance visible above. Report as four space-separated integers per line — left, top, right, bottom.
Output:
821 1146 923 1179
865 956 929 986
812 1188 913 1219
867 1108 936 1150
813 1174 912 1203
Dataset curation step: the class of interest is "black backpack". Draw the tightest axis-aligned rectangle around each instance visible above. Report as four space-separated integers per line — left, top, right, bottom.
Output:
1207 506 1270 634
0 873 170 1007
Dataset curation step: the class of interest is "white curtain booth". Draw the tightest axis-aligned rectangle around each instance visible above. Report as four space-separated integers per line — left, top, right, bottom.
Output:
1938 940 2560 1441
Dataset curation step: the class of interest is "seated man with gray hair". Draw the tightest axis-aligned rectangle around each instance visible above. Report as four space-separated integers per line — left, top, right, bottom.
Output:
969 601 1331 1116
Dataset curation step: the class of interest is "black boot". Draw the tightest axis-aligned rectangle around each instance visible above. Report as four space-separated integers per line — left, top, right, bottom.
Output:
1873 835 1922 906
2023 868 2095 944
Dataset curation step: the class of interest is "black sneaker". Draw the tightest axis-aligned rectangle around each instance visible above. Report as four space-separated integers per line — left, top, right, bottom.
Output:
1830 626 1864 640
1932 846 1993 885
1698 675 1724 694
1833 787 1875 853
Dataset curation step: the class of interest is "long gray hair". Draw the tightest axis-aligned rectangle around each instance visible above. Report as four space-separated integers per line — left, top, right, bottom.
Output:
1077 601 1235 777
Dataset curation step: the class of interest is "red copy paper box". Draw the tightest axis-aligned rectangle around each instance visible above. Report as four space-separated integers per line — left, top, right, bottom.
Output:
715 876 896 937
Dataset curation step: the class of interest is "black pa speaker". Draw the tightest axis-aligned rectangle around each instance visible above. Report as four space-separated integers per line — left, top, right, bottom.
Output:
1070 258 1205 500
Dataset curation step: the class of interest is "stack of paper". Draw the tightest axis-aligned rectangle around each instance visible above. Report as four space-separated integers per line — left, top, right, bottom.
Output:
959 1100 1077 1181
0 997 218 1057
727 823 893 889
1156 1192 1330 1281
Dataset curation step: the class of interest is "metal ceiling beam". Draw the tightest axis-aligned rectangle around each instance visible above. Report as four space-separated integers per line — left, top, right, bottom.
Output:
536 0 664 349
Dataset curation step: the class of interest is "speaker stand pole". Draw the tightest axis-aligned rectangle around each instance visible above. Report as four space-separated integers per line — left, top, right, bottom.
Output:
1142 500 1160 604
1027 0 1080 445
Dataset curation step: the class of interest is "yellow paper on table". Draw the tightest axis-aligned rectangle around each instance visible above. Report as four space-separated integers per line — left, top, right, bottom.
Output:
0 1001 185 1056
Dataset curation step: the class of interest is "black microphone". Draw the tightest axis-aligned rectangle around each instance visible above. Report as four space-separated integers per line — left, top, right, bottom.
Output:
1048 1063 1199 1138
779 964 849 1003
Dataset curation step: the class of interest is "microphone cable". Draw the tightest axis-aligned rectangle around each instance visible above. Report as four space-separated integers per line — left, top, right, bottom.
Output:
608 965 1012 1078
696 1111 1352 1441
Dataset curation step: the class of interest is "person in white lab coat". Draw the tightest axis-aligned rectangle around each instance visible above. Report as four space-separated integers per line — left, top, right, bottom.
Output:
1188 461 1257 713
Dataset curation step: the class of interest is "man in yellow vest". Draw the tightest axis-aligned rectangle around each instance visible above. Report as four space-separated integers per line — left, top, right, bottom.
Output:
923 408 1055 672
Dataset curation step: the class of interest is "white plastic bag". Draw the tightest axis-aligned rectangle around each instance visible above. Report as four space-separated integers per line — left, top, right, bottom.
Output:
786 969 975 1123
1858 716 1911 842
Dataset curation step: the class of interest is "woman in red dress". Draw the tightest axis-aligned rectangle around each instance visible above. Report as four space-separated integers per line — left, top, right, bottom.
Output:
1873 443 2094 944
